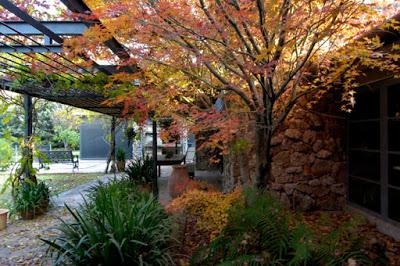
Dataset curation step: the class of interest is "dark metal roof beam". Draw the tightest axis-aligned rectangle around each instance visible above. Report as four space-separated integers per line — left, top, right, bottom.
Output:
0 21 94 76
0 0 64 44
60 0 90 13
0 21 89 36
60 0 134 66
0 45 62 53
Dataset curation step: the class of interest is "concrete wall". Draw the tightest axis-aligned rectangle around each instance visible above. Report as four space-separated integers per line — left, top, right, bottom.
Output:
80 119 132 160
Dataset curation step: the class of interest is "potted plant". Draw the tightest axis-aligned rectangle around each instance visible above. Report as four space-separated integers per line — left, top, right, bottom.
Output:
0 209 8 230
13 181 50 220
116 148 126 172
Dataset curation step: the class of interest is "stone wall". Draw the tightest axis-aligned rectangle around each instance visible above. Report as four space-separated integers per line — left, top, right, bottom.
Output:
269 102 347 211
221 92 348 211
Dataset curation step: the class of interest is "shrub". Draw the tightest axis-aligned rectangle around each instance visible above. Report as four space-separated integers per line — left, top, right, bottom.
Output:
13 181 50 219
42 179 173 266
124 156 154 185
191 189 370 266
167 187 241 260
169 177 216 199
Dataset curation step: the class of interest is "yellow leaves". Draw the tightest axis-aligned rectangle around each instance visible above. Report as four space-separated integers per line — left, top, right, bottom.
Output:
388 54 400 62
255 48 271 63
393 43 400 51
167 187 242 239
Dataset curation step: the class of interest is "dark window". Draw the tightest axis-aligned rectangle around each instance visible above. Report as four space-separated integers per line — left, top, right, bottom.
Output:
348 83 400 225
349 121 379 150
349 151 380 181
389 155 400 187
388 119 400 151
349 177 381 213
350 86 380 120
387 84 400 118
388 188 400 222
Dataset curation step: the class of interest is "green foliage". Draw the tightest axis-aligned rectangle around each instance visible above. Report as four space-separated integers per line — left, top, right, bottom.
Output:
0 105 24 139
124 156 154 185
0 138 14 171
191 189 370 266
55 128 80 150
11 72 112 96
116 148 126 161
0 101 57 144
13 181 50 218
42 179 173 265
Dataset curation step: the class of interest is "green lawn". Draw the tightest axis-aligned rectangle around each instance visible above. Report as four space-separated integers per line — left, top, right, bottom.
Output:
0 173 102 209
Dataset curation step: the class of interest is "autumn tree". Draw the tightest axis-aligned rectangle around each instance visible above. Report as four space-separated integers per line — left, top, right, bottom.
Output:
73 0 399 188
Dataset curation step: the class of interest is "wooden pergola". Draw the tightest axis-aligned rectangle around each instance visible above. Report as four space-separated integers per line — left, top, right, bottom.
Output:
0 0 159 195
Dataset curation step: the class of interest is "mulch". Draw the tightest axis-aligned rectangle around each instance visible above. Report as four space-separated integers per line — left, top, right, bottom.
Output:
302 211 400 266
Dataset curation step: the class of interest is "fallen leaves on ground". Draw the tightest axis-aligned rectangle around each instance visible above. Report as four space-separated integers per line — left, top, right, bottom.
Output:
0 207 71 266
302 211 400 266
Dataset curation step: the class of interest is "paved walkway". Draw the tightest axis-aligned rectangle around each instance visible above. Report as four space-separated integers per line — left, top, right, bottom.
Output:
0 160 109 176
52 174 116 208
0 166 222 265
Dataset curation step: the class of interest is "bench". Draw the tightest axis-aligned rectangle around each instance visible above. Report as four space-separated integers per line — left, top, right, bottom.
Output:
39 150 79 169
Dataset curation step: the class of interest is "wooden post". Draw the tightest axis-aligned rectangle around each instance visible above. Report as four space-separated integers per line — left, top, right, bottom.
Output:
111 116 116 175
104 116 117 174
23 94 36 183
152 118 159 197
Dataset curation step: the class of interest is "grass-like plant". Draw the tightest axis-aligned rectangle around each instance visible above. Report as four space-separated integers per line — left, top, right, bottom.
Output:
191 188 371 266
116 148 126 162
13 181 50 219
124 155 154 185
42 179 174 265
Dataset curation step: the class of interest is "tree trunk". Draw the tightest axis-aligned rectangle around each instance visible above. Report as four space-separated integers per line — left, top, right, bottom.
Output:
238 149 250 185
254 116 273 189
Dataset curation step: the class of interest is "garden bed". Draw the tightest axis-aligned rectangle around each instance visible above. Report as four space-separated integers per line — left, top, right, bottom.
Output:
166 187 400 265
302 211 400 266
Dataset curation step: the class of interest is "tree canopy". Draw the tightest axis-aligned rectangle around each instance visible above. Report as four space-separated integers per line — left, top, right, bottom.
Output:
62 0 400 187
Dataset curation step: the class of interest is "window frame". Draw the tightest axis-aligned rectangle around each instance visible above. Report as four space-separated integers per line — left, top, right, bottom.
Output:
347 79 400 226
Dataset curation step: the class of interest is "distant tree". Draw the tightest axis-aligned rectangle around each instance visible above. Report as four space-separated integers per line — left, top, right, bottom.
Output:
55 128 80 150
0 138 14 171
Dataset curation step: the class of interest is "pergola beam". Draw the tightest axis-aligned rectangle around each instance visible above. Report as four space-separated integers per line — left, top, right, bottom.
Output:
0 21 89 36
60 0 89 13
0 0 113 74
0 45 62 53
60 0 134 64
0 0 64 44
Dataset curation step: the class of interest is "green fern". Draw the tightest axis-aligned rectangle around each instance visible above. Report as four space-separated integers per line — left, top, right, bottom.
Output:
190 188 372 266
